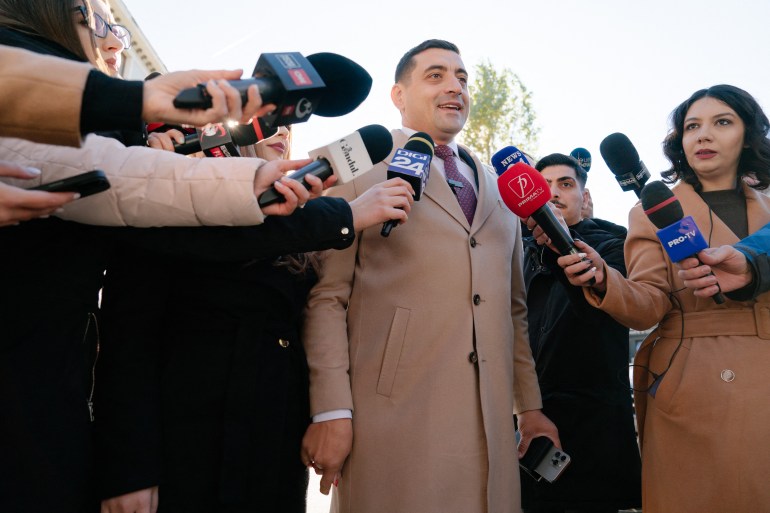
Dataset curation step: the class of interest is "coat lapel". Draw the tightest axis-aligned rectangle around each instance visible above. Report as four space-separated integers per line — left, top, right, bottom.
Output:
389 130 501 233
462 143 498 235
673 181 770 245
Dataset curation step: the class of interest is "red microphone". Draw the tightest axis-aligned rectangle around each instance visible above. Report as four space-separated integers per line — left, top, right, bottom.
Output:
498 162 595 283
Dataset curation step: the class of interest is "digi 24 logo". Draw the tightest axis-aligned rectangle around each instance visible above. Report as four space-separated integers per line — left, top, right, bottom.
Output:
391 148 429 174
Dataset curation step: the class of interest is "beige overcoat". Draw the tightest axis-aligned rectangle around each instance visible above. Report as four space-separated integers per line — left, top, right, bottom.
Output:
584 181 770 513
304 130 542 513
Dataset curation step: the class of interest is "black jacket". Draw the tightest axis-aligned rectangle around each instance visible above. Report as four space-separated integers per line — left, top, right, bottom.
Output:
520 218 641 510
94 205 355 513
0 27 118 513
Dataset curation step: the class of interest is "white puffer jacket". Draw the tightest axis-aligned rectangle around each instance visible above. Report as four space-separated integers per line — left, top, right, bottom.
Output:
0 133 268 227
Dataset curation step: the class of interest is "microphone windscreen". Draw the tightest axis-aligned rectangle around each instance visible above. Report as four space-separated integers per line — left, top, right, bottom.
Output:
358 124 393 163
491 145 530 176
640 180 683 229
570 147 591 172
600 132 640 176
403 132 435 157
497 162 551 218
306 53 373 117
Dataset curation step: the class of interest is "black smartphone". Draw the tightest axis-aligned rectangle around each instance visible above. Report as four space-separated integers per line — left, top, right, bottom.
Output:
30 170 110 198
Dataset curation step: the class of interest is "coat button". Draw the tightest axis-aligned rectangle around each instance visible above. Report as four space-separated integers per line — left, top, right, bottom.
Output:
721 369 735 382
473 294 481 305
278 338 290 348
470 237 477 248
341 227 350 235
468 351 478 363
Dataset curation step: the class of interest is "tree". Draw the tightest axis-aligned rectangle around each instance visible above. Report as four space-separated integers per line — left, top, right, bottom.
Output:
461 59 540 165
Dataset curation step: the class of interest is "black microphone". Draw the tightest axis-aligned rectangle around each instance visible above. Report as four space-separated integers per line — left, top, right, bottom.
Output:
570 147 591 172
171 119 279 156
600 133 651 197
173 52 372 128
381 132 434 237
229 117 279 147
258 124 392 207
640 181 725 304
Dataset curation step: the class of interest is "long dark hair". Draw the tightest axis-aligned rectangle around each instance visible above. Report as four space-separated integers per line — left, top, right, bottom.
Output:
0 0 90 61
662 84 770 190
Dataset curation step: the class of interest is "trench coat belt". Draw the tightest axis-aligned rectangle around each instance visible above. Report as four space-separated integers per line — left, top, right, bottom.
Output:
658 304 770 340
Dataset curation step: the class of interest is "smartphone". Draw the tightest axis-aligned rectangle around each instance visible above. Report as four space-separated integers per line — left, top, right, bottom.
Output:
515 431 571 483
30 170 110 198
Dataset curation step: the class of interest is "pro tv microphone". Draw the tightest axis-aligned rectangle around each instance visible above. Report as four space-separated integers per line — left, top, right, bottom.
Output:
173 52 372 128
491 145 532 176
600 132 651 197
497 162 595 284
381 132 435 237
640 181 725 304
258 124 393 208
570 147 591 172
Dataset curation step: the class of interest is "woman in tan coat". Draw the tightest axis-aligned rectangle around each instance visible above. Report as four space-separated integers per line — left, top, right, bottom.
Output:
553 84 770 513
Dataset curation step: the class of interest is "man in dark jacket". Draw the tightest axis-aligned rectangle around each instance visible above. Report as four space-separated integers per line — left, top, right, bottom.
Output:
520 153 641 513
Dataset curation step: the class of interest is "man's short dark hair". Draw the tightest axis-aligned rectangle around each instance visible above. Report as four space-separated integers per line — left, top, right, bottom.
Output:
394 39 460 83
535 153 588 188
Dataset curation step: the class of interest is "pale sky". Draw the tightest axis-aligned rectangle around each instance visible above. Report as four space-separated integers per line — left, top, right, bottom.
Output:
124 0 769 227
119 1 769 508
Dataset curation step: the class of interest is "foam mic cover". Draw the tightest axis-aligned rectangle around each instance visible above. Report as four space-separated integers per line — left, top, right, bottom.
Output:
600 133 651 197
258 124 392 207
381 132 435 237
640 181 725 303
491 145 532 176
570 147 591 172
305 52 372 117
173 52 372 128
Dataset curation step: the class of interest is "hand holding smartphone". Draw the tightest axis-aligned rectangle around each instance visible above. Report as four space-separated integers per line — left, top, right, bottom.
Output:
516 431 571 483
29 170 110 198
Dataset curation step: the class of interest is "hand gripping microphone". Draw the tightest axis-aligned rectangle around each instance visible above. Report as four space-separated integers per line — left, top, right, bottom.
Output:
600 133 651 197
640 181 725 304
570 147 591 172
258 124 393 207
491 145 532 176
173 52 372 128
497 162 595 284
380 132 435 237
171 119 279 156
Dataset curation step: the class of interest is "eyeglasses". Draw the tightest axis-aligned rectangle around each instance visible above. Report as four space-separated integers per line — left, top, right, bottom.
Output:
72 6 132 49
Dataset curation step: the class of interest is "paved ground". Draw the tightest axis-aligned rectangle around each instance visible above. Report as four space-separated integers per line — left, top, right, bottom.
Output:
306 474 644 513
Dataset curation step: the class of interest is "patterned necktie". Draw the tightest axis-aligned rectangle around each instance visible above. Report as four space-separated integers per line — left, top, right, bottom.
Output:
435 144 476 224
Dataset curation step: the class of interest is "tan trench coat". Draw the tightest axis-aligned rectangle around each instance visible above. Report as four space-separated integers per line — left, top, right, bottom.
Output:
0 46 91 147
303 130 542 513
584 181 770 513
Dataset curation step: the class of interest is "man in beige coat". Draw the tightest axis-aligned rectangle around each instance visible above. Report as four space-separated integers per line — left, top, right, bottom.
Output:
301 39 558 513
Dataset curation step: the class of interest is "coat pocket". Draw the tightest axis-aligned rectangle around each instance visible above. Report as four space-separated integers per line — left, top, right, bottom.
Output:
648 337 692 414
376 307 410 397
